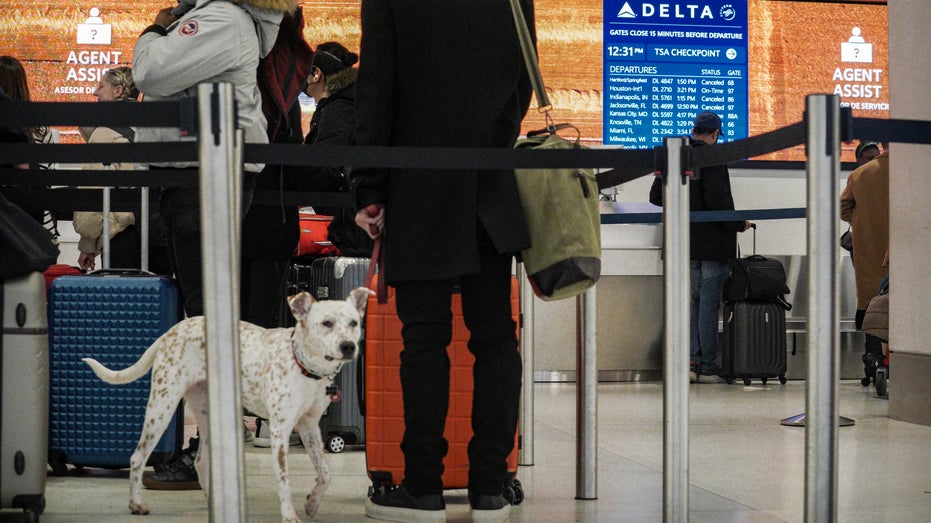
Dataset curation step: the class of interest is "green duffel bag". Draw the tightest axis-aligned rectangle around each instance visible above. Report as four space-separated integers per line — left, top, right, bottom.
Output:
514 125 601 301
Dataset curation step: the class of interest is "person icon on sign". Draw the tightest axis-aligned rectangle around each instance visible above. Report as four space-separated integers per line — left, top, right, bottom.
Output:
77 7 112 44
841 27 872 63
848 27 865 43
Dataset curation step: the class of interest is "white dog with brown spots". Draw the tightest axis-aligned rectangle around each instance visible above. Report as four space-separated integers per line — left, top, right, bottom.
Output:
83 288 373 522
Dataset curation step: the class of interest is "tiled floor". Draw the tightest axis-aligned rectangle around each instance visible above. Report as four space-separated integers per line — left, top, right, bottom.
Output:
3 380 930 522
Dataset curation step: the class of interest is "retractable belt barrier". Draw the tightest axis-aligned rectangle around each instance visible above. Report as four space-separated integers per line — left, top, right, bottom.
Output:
2 100 930 205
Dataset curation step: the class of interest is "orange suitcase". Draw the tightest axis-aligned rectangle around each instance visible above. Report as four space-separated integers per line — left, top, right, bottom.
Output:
364 275 524 504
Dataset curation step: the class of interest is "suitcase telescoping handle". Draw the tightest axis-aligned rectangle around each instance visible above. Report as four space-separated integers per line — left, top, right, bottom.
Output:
737 222 758 258
750 222 757 255
100 164 151 273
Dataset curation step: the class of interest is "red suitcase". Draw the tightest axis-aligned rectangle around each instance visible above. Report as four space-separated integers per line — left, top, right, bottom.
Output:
364 275 524 504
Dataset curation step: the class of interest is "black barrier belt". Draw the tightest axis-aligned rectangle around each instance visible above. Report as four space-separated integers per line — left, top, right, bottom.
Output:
852 117 931 145
2 99 928 195
600 207 806 225
1 142 199 165
689 121 807 170
0 101 192 130
0 186 353 213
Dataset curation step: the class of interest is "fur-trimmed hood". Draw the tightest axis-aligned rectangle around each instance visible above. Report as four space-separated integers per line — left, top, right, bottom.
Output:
325 67 358 98
198 0 297 56
229 0 297 14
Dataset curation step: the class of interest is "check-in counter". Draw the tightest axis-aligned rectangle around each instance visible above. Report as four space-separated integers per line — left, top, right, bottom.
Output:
530 202 866 382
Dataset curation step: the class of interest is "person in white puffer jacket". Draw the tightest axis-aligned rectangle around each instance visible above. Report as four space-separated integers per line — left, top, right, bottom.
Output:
131 0 296 319
130 0 297 491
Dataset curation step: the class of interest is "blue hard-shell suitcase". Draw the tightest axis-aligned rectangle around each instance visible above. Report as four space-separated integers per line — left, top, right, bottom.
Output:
47 271 183 474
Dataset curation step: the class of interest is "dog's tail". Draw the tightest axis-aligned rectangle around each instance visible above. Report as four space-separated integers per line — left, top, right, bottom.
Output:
82 337 162 385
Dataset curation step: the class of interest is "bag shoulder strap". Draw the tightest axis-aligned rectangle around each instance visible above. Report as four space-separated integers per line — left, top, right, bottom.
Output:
508 0 549 112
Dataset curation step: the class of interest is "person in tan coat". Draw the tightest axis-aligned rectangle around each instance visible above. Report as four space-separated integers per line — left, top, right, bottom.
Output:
841 147 889 383
73 66 141 271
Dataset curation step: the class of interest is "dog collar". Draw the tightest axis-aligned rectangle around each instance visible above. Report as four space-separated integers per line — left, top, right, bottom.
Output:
291 336 341 381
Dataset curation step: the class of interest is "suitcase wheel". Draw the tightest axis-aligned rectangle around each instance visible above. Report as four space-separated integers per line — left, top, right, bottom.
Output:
48 449 69 476
24 508 40 523
502 478 524 505
325 434 346 454
779 375 787 385
861 376 872 387
760 377 768 385
875 367 888 397
743 377 752 386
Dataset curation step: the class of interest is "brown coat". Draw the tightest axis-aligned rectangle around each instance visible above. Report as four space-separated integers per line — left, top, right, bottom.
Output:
841 151 889 309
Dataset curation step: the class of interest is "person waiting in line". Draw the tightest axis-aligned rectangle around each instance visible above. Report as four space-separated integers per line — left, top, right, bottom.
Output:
73 66 170 275
841 144 889 388
241 6 313 333
352 1 534 520
650 111 751 384
0 86 29 169
294 40 373 258
131 0 298 491
0 55 57 234
855 140 881 166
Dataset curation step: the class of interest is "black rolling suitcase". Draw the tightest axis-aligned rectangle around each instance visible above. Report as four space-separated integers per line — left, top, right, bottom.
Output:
1 272 48 522
721 300 788 385
720 224 790 385
46 188 184 474
292 256 369 452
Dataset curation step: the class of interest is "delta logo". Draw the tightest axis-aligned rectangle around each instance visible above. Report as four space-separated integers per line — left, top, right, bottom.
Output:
616 2 719 20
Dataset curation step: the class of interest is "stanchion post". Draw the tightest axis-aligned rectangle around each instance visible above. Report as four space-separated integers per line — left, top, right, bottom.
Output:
662 136 689 522
517 264 534 466
804 94 841 523
198 82 246 522
575 286 597 499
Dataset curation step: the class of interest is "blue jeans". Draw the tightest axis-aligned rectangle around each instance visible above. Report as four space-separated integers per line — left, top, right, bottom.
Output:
690 260 729 372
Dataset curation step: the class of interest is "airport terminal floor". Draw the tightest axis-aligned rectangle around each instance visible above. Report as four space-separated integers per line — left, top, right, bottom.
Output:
4 380 930 523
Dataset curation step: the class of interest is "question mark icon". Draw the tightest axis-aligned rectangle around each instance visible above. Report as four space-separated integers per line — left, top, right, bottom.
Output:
91 29 98 40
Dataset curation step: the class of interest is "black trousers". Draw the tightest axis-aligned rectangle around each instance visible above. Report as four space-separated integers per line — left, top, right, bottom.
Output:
393 229 522 497
159 184 253 318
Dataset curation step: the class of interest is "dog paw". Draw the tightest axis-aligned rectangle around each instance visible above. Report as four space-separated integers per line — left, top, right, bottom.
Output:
283 514 302 523
129 501 150 515
304 496 319 518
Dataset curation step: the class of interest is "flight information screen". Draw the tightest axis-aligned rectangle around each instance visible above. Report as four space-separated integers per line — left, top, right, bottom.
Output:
603 1 749 146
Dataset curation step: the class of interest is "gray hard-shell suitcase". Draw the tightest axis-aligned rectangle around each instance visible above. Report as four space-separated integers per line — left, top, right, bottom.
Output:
1 272 48 522
721 300 788 386
305 256 369 452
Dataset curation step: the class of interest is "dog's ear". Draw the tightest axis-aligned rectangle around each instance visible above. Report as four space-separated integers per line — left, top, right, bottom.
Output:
347 287 375 316
288 292 316 321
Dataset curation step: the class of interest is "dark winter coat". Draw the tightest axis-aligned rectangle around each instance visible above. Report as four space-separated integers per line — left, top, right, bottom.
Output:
353 0 534 284
649 138 744 262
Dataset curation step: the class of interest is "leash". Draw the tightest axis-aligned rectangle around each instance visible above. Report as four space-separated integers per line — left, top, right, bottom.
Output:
363 204 387 304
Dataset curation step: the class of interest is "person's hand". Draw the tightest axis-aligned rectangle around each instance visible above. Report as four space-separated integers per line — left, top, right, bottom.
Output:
154 7 178 28
78 252 97 271
355 204 384 239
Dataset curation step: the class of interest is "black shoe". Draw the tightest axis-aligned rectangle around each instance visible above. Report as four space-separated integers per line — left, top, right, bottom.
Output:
143 437 200 490
365 485 446 522
469 491 510 523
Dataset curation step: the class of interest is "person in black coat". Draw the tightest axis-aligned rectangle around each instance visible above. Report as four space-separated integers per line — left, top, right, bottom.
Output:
650 111 750 384
352 1 534 520
298 41 373 257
